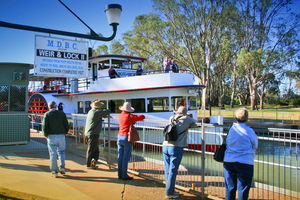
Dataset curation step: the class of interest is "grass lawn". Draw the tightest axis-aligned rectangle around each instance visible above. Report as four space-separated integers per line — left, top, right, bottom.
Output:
197 105 300 125
0 187 50 200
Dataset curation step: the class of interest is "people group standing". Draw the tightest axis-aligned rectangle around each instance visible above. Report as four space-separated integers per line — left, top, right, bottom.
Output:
117 102 145 180
84 100 110 169
163 106 197 199
223 108 258 200
42 101 69 178
164 57 180 73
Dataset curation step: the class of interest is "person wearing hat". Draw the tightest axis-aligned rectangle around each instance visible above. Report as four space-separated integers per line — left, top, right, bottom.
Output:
42 101 69 178
84 99 110 169
223 108 258 200
117 102 145 180
163 106 197 199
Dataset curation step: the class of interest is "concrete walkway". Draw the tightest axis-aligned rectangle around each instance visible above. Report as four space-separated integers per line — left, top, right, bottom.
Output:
0 149 204 200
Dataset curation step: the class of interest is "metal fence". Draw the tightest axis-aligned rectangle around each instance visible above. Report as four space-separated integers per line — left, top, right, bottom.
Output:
1 113 299 200
198 110 295 125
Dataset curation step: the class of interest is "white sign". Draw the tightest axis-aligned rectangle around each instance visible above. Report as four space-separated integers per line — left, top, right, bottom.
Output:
34 35 88 78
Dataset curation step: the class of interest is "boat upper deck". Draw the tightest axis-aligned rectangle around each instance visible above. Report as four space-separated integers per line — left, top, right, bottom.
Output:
28 54 205 95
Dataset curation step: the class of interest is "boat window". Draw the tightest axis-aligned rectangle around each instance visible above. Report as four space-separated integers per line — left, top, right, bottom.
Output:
171 96 187 111
109 99 124 113
188 96 197 110
98 100 107 111
122 62 131 69
84 101 92 113
127 98 145 113
147 97 169 112
78 101 84 114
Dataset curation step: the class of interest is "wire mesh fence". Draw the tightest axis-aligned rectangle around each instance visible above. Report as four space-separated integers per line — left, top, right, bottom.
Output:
0 113 299 200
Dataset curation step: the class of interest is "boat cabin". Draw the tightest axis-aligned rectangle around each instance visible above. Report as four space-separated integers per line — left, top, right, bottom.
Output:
28 55 204 121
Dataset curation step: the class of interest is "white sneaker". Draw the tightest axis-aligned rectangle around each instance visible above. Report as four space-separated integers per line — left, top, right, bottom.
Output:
51 171 58 178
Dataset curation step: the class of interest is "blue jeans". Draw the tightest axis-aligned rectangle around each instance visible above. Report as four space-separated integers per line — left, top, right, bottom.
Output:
117 136 133 178
47 134 66 173
224 162 254 200
163 146 184 195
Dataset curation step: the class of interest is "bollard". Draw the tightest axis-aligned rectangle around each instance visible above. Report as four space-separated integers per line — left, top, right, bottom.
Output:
192 183 195 191
132 163 135 176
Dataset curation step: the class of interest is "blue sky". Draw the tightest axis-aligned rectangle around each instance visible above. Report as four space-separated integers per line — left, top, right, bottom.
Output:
0 0 154 64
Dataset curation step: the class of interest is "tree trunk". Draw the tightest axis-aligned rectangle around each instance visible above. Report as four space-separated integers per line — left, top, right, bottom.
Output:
201 87 207 110
230 71 237 108
259 93 264 110
249 86 256 111
238 95 243 105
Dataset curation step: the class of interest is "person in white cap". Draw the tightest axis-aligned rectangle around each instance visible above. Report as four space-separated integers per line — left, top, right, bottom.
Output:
223 108 258 200
85 99 110 169
42 101 69 178
163 106 197 199
117 102 145 180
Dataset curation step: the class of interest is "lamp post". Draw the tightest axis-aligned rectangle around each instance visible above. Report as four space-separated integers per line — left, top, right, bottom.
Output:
0 1 122 42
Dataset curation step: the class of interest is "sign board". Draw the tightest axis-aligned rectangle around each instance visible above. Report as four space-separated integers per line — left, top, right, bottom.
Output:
13 71 27 81
34 35 88 78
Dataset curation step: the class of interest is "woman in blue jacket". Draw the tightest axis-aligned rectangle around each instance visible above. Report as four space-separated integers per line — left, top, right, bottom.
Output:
224 108 258 200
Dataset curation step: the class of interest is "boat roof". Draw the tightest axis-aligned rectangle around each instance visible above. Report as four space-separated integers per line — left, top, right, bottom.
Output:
89 54 147 64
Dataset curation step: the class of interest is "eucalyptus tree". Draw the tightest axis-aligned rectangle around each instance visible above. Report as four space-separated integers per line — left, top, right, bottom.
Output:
152 0 235 110
235 0 300 110
110 41 126 55
95 44 109 55
122 14 172 70
257 73 280 109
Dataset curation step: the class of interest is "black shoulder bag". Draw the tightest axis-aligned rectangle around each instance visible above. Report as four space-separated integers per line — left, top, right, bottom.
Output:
213 126 231 162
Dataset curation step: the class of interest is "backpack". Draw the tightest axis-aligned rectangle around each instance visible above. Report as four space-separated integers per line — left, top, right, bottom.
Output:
163 116 183 141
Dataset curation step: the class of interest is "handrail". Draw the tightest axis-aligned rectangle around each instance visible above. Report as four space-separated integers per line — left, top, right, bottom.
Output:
74 125 85 148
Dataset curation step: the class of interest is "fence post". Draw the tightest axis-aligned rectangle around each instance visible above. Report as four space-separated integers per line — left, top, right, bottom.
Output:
201 119 206 200
142 126 145 157
107 115 111 166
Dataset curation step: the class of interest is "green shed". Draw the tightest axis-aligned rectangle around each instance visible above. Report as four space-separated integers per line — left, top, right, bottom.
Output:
0 63 31 145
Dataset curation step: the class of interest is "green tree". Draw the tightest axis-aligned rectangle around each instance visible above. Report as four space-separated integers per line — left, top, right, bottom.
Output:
235 0 300 110
122 14 169 70
96 44 109 55
110 41 125 55
152 0 234 110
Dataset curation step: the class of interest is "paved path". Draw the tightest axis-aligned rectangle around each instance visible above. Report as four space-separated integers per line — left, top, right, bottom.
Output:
0 149 207 200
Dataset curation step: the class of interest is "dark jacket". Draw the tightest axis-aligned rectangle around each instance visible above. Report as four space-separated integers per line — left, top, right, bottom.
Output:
108 68 120 79
85 108 110 137
42 109 69 137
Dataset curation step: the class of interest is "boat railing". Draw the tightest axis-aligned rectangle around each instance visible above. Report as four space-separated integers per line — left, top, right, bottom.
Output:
28 69 193 94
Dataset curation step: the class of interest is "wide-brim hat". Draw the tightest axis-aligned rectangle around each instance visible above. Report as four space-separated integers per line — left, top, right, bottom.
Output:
119 102 135 112
90 100 104 109
174 106 187 115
